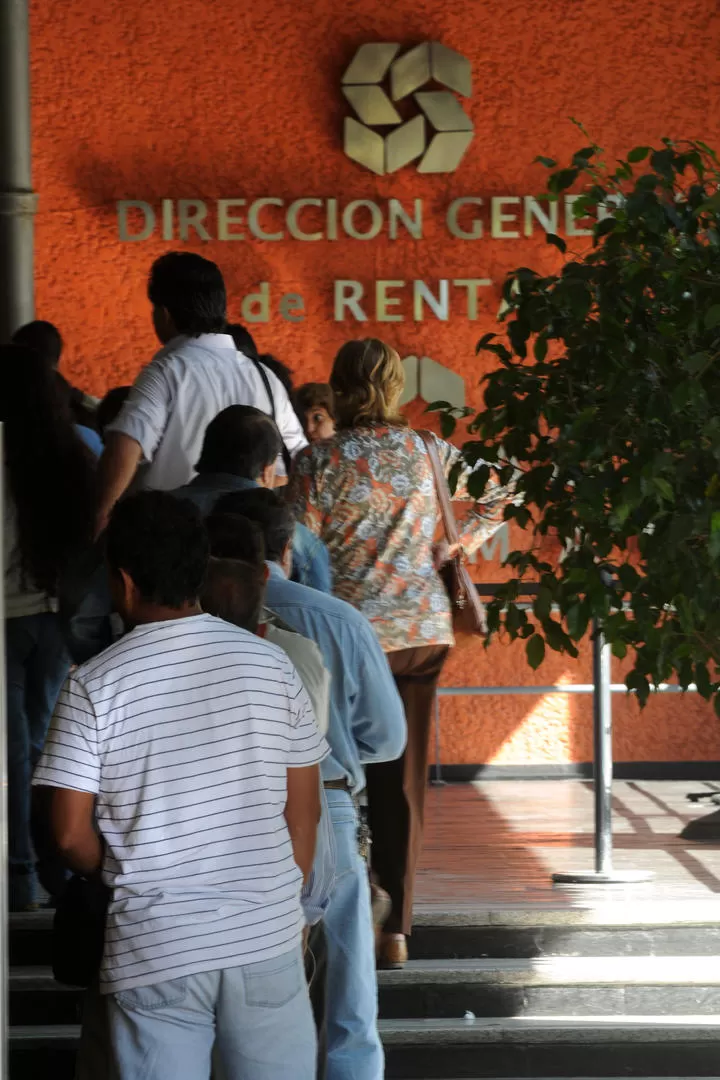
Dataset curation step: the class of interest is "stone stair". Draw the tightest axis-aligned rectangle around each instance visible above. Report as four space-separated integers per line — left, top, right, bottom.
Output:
9 904 720 1078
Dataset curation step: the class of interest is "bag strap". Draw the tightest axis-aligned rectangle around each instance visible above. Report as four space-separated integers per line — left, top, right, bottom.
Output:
248 355 292 474
417 430 461 548
248 356 277 422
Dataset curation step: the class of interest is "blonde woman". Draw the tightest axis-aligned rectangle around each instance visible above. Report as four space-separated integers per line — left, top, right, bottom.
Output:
289 338 515 967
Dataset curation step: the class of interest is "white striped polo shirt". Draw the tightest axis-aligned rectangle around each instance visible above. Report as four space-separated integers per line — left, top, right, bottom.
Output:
34 613 328 993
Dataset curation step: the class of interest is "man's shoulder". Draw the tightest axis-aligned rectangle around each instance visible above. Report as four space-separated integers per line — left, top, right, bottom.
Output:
76 615 288 687
153 334 238 370
265 574 371 630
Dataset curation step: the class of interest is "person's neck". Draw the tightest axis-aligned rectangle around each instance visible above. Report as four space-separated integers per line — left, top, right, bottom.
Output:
131 601 202 626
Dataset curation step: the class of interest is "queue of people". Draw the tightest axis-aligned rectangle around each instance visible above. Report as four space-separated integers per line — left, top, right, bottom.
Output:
3 250 515 1079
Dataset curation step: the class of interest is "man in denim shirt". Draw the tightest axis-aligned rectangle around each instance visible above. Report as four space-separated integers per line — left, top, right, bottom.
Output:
173 405 331 592
214 487 406 1080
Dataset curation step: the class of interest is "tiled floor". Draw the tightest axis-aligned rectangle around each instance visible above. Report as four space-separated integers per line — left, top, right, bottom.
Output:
415 780 720 915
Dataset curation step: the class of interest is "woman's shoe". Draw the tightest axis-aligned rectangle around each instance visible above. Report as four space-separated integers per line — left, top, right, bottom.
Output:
378 932 408 969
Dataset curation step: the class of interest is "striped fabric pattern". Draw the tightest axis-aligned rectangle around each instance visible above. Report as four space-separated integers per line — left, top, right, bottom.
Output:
34 613 327 993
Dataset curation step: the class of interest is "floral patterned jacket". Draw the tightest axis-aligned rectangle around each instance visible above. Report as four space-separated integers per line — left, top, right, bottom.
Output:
288 426 515 653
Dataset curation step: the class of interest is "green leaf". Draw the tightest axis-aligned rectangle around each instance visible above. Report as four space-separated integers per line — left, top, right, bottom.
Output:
594 217 616 239
572 146 596 167
533 587 553 621
653 477 674 502
546 233 567 253
534 333 549 363
425 400 453 412
706 305 720 330
627 146 651 163
506 602 525 637
448 461 462 497
475 333 497 354
526 634 546 670
712 511 720 535
695 662 713 700
534 156 557 168
439 413 456 439
611 639 627 659
566 603 589 642
467 464 491 499
549 168 579 193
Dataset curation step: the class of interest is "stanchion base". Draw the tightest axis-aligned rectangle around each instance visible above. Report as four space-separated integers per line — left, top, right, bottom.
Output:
553 869 654 885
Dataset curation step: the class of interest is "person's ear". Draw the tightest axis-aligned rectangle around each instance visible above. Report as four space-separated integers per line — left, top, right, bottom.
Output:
281 540 293 578
260 462 277 488
119 568 140 612
151 305 177 344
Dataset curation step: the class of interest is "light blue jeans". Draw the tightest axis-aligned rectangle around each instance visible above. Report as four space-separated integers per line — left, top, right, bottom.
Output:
324 790 383 1080
107 948 316 1080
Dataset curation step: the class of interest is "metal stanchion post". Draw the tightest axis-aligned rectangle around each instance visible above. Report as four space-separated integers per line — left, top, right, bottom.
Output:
553 620 652 886
0 434 8 1079
0 0 38 340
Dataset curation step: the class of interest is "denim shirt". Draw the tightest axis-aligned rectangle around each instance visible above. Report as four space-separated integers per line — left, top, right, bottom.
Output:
173 473 332 593
264 562 407 794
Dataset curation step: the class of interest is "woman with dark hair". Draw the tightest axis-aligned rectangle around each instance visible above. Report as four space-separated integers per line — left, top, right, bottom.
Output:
290 338 517 967
3 344 97 909
11 319 101 437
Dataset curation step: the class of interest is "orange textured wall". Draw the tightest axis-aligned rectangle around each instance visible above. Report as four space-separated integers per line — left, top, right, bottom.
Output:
30 0 720 764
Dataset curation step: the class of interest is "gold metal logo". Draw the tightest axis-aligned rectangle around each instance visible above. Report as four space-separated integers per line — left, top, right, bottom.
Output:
342 42 473 176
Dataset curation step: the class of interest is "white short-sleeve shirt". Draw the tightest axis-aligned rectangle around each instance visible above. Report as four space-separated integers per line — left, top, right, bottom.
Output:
33 613 328 993
106 333 307 491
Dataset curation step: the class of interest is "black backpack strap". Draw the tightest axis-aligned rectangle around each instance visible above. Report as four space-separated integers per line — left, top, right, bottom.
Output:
249 356 276 422
248 356 293 475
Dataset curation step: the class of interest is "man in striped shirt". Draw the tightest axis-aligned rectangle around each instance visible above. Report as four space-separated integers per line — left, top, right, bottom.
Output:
34 492 328 1080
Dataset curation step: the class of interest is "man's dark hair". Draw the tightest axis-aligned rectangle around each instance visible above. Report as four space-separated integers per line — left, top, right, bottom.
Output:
147 252 226 337
106 492 209 607
226 323 259 360
213 489 294 563
201 558 266 634
97 386 131 435
205 513 266 563
196 405 281 479
11 320 63 369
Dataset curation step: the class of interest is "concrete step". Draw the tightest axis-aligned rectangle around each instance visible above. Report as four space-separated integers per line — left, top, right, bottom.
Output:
11 1017 720 1079
13 904 720 966
378 956 720 1018
13 956 720 1026
411 903 720 959
380 1016 720 1078
9 968 82 1026
10 1025 80 1080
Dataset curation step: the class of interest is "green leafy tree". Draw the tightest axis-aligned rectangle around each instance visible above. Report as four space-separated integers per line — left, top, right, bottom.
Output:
443 137 720 709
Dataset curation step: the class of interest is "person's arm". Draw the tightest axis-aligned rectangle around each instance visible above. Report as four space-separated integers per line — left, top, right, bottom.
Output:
95 432 143 534
432 433 520 558
268 371 308 460
349 618 407 766
49 789 102 875
32 675 102 870
96 357 173 532
286 446 325 539
282 660 330 882
291 524 332 592
284 764 321 883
